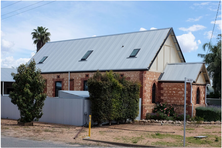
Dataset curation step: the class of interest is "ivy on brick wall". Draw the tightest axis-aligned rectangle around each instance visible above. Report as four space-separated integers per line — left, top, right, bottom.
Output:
87 71 140 125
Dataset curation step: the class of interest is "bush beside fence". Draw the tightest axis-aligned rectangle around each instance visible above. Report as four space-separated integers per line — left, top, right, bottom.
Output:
196 106 221 121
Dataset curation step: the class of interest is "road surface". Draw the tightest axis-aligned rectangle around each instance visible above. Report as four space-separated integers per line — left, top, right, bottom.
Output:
1 136 83 147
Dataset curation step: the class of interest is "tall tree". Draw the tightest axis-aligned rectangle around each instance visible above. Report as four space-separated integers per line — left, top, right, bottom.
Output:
31 26 51 52
198 34 221 94
9 60 47 123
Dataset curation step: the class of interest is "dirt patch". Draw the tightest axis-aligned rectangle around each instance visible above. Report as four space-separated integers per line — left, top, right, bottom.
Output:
1 119 221 147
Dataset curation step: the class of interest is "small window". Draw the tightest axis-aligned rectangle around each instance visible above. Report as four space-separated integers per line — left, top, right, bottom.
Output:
196 88 200 104
129 49 140 57
55 81 62 97
83 80 88 91
39 56 48 63
81 50 93 61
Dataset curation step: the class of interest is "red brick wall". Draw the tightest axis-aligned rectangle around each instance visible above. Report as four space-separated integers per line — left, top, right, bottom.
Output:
42 73 69 97
141 71 161 119
192 84 206 116
41 70 161 119
42 71 141 97
42 71 205 118
158 82 206 116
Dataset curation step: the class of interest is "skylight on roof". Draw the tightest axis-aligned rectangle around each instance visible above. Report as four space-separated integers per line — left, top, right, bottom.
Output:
39 56 48 64
129 49 140 57
81 50 93 61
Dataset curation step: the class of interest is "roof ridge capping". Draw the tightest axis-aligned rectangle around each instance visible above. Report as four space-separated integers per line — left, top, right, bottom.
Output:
47 27 173 44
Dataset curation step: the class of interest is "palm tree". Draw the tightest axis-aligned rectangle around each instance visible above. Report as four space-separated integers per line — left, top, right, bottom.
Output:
198 34 221 94
31 26 51 52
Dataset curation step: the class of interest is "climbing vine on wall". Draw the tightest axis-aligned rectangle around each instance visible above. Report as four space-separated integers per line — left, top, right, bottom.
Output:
87 71 140 125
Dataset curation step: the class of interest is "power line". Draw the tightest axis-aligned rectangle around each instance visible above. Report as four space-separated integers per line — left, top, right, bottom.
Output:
209 0 221 44
2 1 56 20
1 1 22 9
2 1 44 17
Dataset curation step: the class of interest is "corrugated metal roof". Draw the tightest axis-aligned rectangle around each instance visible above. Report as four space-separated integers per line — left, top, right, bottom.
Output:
1 68 17 82
159 63 204 82
30 28 172 73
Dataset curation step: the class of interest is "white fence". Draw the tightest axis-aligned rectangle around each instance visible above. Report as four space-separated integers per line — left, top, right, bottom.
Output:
1 96 90 126
2 96 141 125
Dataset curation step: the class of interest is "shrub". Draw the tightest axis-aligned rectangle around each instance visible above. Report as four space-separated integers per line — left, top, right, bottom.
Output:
146 112 167 120
166 116 174 121
153 103 175 116
173 114 190 121
196 106 221 121
9 60 46 123
195 116 204 124
87 71 140 124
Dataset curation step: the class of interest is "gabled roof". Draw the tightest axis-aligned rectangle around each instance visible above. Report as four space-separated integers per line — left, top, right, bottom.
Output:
1 68 17 82
30 28 184 73
159 62 210 84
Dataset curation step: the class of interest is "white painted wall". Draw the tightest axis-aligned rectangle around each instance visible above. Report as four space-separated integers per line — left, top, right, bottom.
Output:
196 72 206 84
150 35 181 72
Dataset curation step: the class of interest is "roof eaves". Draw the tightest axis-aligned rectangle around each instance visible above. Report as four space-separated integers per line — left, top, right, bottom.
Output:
40 68 149 74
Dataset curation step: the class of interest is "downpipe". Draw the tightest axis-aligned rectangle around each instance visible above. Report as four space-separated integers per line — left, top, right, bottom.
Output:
190 81 193 117
205 84 210 106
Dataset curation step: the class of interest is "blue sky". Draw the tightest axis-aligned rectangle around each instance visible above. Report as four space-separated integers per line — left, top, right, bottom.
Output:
1 1 221 68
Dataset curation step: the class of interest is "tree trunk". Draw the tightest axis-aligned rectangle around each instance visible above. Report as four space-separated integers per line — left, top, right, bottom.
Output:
109 121 111 126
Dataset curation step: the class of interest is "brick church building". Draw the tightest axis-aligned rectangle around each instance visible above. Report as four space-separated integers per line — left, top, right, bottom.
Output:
2 28 210 119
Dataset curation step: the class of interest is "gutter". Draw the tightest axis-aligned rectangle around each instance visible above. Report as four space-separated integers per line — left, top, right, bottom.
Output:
190 81 193 117
205 84 210 106
68 72 70 90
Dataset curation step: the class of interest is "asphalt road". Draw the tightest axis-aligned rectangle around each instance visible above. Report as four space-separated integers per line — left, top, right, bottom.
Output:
1 136 83 147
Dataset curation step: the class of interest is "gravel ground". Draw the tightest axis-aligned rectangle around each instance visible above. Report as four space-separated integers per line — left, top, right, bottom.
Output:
1 119 221 147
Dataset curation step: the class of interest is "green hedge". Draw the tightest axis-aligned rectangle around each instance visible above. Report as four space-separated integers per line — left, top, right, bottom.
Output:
87 71 140 125
196 106 221 121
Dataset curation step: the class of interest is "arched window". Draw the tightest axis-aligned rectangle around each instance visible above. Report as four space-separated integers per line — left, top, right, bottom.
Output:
152 83 156 103
196 88 200 104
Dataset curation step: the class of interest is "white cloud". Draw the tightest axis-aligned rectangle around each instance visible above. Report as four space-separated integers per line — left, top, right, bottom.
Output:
2 39 14 49
1 31 15 55
208 7 217 11
179 25 206 32
211 20 221 30
194 2 210 6
139 27 147 31
1 56 30 68
92 35 96 37
177 32 201 52
204 31 216 39
150 27 157 30
1 30 5 37
186 16 203 22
